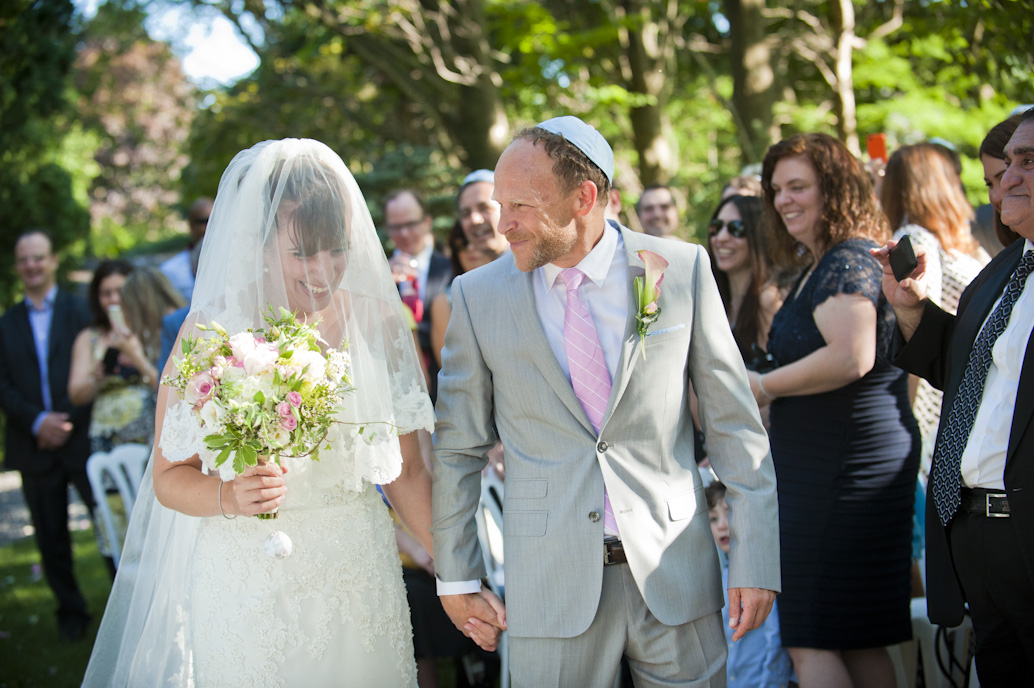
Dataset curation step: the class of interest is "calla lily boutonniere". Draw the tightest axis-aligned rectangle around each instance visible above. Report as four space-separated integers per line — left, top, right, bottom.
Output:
633 249 669 358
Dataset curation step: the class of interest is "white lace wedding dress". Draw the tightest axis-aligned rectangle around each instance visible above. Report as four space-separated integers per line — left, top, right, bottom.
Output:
188 455 416 686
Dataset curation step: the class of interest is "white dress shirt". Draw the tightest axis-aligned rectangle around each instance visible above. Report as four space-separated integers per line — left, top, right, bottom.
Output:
535 223 628 383
438 222 628 596
960 239 1034 490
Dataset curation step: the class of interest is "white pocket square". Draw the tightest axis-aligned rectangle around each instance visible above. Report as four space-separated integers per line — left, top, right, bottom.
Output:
645 323 686 337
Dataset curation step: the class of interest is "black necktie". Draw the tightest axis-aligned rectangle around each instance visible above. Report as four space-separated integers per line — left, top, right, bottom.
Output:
932 250 1034 525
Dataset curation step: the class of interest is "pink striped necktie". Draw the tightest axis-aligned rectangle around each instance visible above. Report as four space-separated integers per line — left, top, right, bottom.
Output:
560 268 619 537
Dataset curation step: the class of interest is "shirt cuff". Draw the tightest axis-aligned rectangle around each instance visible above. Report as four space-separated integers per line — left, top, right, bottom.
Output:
436 577 482 596
31 412 48 436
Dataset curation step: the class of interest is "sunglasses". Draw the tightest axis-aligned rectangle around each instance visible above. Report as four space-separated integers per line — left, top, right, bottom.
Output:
707 219 747 239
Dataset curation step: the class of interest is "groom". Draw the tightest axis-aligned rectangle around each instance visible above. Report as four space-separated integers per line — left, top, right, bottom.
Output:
432 116 780 686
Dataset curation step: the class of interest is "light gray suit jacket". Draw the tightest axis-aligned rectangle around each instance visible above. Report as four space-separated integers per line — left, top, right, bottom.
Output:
432 225 780 639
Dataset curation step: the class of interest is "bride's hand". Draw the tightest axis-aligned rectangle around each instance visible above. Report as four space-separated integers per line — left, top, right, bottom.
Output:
228 461 287 516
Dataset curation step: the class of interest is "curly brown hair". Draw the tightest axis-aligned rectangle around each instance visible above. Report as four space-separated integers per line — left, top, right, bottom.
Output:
515 127 611 206
761 133 888 266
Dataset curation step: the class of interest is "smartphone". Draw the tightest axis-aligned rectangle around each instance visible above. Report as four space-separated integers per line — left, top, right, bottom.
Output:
889 235 919 282
107 304 127 332
866 133 888 163
102 347 120 375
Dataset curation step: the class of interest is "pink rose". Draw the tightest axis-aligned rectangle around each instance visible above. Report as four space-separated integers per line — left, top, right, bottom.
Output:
184 371 215 408
276 401 292 418
280 415 298 431
286 391 303 407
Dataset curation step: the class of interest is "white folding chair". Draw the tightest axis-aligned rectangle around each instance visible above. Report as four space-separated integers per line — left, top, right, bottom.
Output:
86 443 152 568
474 469 508 688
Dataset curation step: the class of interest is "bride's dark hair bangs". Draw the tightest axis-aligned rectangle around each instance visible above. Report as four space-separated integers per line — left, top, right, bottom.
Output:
270 157 350 256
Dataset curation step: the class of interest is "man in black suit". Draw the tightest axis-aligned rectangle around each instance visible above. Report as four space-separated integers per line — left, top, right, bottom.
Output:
0 230 95 641
876 109 1034 685
383 189 452 401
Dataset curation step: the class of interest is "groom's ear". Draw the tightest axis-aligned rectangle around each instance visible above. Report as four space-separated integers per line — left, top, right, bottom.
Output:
571 180 599 218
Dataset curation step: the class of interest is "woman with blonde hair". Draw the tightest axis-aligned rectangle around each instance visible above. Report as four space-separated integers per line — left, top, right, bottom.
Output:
880 143 989 478
120 266 185 368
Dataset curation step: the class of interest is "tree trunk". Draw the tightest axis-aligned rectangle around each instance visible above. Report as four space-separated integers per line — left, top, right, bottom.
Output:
725 0 776 164
620 0 675 186
449 76 510 169
830 0 859 155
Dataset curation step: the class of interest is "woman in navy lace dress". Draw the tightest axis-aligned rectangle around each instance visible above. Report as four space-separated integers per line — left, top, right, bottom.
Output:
747 133 920 688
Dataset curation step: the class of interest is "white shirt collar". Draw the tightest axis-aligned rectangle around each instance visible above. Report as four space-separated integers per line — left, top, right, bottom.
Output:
542 222 619 292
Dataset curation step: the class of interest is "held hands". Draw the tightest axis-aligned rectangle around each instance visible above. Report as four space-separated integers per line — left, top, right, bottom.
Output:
440 588 507 652
728 587 776 642
228 460 288 517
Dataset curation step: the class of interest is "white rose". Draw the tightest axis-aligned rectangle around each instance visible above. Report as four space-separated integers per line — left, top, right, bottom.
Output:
198 399 227 432
228 332 257 361
243 343 279 376
291 349 327 383
222 365 246 382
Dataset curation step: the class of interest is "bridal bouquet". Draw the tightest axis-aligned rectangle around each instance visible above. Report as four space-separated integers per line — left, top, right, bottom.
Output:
163 307 354 478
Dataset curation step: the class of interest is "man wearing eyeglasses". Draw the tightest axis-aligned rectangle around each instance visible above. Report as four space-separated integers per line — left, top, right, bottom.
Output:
383 189 453 401
160 197 212 303
636 184 683 240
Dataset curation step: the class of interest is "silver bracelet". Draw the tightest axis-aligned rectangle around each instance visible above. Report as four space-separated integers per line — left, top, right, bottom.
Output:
758 373 777 401
217 480 236 519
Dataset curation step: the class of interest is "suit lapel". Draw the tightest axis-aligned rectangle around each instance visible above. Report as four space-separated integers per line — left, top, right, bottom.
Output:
505 261 596 435
11 300 43 397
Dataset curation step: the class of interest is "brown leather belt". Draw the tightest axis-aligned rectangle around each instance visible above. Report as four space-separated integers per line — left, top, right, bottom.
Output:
604 539 627 566
959 487 1010 518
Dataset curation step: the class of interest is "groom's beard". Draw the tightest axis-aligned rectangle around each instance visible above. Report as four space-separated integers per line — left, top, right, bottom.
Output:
508 225 576 272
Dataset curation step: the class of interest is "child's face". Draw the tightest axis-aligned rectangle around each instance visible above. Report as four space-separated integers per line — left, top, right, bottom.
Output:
709 498 730 554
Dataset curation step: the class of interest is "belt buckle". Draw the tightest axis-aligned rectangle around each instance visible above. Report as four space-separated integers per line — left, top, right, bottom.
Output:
604 540 624 566
986 492 1010 518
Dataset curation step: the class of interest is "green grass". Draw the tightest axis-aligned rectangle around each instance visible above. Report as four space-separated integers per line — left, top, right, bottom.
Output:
0 529 112 688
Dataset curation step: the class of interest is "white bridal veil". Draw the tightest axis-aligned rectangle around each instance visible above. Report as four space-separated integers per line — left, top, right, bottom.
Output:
82 139 434 686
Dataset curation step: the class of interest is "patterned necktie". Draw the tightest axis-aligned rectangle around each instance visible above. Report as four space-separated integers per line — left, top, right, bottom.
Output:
932 250 1034 525
560 268 618 536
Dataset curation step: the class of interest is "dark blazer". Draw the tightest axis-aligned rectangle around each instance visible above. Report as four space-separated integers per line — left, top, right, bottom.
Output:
418 250 453 400
895 239 1034 626
0 290 92 473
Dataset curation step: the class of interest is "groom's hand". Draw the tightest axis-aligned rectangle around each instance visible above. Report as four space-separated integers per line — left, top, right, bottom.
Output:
441 589 507 652
728 587 776 642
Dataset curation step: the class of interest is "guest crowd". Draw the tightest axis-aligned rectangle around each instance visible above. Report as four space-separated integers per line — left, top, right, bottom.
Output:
2 106 1033 688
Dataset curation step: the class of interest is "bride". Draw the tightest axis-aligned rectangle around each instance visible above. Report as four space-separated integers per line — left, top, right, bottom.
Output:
83 139 502 686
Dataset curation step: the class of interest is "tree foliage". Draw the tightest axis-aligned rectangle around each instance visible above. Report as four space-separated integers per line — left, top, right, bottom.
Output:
75 0 199 256
0 0 89 306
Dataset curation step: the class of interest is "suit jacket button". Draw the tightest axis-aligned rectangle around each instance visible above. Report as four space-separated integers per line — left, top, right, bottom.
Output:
597 440 608 453
588 511 600 522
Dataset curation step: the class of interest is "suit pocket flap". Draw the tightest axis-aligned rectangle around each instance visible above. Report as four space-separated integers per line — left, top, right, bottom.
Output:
667 489 701 521
503 511 547 537
505 478 547 500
